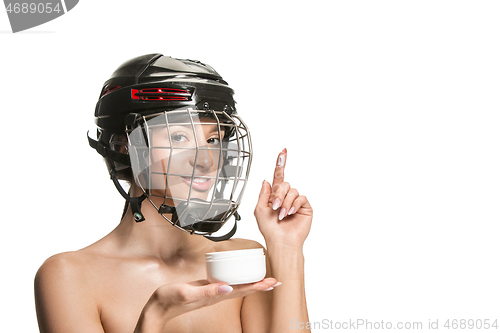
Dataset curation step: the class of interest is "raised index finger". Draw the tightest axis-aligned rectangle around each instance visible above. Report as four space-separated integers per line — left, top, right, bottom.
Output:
272 148 287 189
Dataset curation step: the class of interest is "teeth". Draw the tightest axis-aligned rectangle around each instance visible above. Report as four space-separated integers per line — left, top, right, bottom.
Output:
193 177 209 183
182 176 210 184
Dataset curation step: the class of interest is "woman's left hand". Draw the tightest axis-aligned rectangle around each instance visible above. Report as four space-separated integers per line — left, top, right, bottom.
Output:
254 149 313 249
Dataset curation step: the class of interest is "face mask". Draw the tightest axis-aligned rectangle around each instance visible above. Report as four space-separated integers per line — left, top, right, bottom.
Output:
126 109 252 236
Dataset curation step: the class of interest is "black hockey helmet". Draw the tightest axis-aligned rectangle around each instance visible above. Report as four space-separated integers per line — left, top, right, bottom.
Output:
95 54 236 133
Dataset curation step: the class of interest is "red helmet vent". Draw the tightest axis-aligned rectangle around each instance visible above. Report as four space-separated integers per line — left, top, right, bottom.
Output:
131 88 191 101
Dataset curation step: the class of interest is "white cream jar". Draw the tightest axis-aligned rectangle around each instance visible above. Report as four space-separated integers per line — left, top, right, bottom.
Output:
206 248 266 285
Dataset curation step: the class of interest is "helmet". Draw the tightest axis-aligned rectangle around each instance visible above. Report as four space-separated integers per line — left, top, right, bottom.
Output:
88 54 252 241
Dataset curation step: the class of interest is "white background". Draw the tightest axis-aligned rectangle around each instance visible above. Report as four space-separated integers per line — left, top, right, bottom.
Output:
1 1 499 332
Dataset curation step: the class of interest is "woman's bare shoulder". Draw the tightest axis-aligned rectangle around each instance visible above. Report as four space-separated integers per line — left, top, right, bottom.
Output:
35 251 95 288
37 251 83 273
35 251 108 332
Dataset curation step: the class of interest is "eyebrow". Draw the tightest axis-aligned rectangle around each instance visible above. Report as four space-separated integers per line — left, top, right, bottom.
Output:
166 124 224 138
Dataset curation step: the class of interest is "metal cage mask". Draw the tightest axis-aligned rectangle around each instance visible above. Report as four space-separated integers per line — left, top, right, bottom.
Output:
126 109 252 236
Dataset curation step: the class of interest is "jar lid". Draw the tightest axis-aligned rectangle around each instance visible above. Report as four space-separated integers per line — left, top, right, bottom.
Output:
206 248 264 261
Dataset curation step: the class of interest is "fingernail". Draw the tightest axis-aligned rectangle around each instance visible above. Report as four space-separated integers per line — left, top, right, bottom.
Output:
263 287 274 291
272 282 282 288
279 208 287 220
272 198 281 210
287 207 295 215
218 285 233 294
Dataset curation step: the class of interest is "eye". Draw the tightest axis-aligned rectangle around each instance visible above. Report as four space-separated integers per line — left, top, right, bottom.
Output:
171 133 189 143
207 137 220 145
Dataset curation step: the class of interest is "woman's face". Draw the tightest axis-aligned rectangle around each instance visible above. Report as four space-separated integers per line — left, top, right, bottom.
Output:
146 117 224 206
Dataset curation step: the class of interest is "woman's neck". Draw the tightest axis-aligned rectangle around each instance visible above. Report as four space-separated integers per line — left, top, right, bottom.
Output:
109 198 214 263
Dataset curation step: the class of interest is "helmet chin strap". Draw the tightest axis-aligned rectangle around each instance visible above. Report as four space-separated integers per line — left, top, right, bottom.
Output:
203 213 239 242
109 167 147 222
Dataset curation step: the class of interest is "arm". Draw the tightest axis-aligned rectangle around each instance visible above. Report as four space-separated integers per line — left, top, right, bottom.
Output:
245 149 313 333
266 242 309 332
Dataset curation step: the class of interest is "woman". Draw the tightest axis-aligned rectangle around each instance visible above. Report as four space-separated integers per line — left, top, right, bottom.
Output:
34 54 313 333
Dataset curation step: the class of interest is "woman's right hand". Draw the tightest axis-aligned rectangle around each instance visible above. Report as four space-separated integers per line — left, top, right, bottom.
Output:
134 278 278 332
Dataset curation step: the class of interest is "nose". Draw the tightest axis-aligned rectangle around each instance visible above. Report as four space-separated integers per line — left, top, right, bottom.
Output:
190 147 214 171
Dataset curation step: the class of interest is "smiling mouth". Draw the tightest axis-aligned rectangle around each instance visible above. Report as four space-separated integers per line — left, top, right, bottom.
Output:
181 176 213 191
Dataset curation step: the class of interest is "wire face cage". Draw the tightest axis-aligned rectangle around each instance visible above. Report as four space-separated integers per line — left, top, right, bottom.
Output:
126 109 252 235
